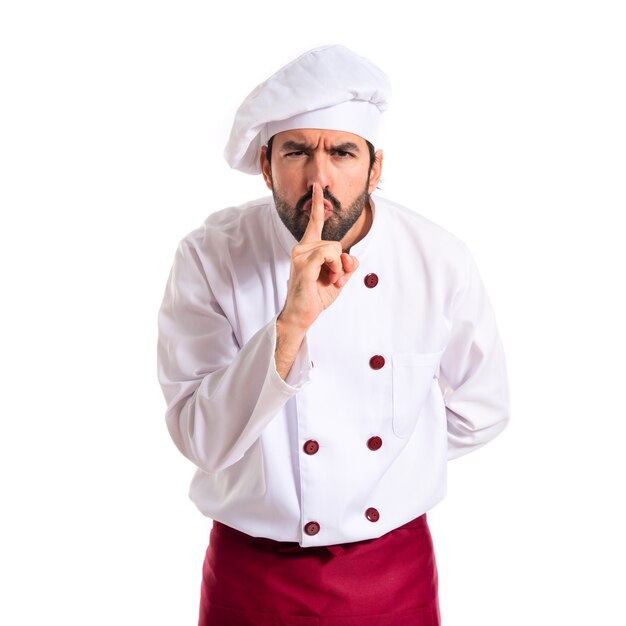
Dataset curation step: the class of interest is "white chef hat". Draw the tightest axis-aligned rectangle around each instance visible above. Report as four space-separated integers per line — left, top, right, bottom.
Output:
224 44 391 175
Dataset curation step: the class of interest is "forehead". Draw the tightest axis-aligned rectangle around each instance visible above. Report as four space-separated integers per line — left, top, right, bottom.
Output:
272 128 368 149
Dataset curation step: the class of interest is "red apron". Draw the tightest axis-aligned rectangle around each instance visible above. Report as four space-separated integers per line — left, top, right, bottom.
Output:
198 514 440 625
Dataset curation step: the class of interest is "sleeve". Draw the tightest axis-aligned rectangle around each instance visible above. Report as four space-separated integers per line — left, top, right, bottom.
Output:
156 237 312 473
439 245 510 460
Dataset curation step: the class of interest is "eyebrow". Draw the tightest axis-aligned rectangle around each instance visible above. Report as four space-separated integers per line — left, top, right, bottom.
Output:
278 140 361 153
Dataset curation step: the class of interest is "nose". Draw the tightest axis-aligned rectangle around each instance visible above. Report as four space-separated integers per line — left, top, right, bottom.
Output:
306 152 331 191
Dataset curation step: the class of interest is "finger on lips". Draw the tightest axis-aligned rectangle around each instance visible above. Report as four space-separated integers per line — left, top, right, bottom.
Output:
301 183 325 243
296 184 360 286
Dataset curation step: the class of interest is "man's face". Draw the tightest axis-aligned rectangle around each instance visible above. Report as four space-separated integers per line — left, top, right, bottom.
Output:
260 129 382 245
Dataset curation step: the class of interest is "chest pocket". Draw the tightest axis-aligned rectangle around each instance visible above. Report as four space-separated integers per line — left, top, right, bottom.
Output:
392 350 444 438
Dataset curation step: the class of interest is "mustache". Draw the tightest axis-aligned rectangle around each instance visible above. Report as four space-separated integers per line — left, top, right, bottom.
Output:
294 188 341 213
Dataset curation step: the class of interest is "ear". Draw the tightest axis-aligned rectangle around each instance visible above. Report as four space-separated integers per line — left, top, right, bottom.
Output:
260 145 273 190
368 149 383 193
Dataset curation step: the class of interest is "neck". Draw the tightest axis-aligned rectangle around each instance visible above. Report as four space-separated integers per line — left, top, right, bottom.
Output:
341 198 373 252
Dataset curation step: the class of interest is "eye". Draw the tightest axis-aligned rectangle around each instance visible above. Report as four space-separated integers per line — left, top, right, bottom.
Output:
333 149 355 159
284 150 307 158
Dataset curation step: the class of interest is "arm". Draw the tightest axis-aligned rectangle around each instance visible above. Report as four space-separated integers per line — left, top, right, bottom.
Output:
157 185 359 473
157 237 311 474
439 246 510 459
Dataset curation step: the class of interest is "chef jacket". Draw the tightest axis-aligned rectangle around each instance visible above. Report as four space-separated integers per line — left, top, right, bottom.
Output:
157 195 510 547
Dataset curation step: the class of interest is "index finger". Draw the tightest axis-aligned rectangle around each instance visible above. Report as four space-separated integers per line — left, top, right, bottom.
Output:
300 182 325 243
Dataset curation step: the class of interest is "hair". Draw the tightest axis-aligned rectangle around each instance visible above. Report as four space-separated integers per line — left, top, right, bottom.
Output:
265 135 377 172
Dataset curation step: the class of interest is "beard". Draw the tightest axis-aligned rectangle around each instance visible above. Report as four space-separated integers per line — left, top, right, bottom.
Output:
272 180 371 243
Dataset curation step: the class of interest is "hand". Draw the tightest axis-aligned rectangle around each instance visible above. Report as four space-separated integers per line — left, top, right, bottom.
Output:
280 183 360 332
274 183 359 379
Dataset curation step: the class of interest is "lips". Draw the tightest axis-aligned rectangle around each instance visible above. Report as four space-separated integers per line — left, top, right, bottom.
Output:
303 198 334 219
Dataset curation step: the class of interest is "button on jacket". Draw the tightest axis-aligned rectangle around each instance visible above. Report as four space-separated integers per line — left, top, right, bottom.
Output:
157 195 510 547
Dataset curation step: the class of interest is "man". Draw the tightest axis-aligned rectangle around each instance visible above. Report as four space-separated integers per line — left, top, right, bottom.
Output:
157 44 510 625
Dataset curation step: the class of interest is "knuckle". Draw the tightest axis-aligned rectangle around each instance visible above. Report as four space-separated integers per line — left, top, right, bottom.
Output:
313 249 326 263
291 244 305 259
326 243 341 257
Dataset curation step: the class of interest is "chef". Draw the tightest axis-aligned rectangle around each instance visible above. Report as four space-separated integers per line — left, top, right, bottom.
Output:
157 44 510 626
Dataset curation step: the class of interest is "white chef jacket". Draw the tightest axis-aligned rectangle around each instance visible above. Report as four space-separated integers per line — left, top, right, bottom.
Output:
157 195 510 547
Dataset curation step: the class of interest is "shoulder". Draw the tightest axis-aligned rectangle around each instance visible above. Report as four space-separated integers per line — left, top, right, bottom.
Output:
373 196 472 263
173 197 276 268
169 196 275 277
183 196 273 249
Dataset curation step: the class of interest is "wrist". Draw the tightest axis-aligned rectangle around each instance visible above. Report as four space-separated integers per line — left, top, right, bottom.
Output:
276 309 310 337
274 314 308 380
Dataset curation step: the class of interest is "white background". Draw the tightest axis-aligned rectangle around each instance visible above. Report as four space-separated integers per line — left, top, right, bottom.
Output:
1 1 625 624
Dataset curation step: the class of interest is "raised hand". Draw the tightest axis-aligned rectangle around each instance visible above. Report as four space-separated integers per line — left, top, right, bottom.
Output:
275 183 359 378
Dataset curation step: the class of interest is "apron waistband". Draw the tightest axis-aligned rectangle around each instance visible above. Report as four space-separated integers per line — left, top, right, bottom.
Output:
213 514 428 555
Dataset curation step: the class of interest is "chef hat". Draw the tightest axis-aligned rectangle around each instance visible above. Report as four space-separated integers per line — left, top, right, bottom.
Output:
224 44 391 174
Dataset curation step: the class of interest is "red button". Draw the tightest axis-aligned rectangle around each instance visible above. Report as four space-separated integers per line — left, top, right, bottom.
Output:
369 355 385 370
304 521 320 536
364 273 379 288
365 507 380 522
367 436 383 451
303 440 320 455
